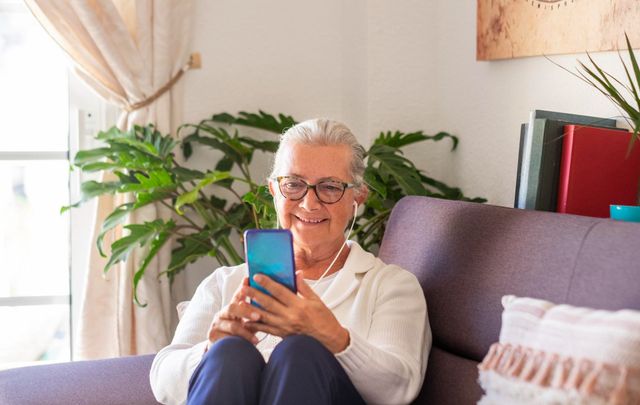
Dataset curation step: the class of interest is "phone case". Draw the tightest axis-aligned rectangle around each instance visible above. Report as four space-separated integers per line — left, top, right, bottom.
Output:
244 229 297 305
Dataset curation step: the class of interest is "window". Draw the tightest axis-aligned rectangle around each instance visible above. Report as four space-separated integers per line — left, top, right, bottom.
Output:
0 1 71 368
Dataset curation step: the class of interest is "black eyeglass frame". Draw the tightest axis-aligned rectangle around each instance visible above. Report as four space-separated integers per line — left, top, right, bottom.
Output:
275 175 357 204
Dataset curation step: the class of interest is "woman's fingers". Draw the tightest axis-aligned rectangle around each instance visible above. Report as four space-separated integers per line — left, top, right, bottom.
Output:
231 276 250 304
243 284 287 314
251 274 296 305
294 271 318 299
224 301 261 322
208 300 261 346
216 319 258 344
245 321 283 337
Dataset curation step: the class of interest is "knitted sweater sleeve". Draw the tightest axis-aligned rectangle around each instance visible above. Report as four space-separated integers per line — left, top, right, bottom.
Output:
149 272 222 405
335 268 431 405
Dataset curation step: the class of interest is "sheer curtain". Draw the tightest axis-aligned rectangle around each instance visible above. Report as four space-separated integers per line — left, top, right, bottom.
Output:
25 0 196 358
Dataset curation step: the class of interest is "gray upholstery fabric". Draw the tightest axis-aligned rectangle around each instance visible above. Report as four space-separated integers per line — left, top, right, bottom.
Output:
413 346 482 405
2 196 639 405
0 354 159 405
379 196 640 405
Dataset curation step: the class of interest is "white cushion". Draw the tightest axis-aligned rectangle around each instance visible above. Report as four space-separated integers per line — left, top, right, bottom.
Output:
477 295 640 405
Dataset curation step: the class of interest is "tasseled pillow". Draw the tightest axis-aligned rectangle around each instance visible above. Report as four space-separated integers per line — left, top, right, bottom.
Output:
477 295 640 405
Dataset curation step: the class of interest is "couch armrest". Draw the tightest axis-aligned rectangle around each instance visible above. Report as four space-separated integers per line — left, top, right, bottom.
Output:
0 354 160 405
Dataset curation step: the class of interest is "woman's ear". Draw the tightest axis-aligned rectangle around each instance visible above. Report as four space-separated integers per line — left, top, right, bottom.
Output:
268 180 277 197
355 187 368 206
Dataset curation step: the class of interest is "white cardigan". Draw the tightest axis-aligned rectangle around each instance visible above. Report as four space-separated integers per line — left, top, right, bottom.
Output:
150 242 431 405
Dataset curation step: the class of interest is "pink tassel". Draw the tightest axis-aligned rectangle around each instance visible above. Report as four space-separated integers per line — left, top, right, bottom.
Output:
564 358 590 390
488 345 505 370
499 345 517 374
521 350 542 382
496 345 513 374
479 343 499 371
579 362 603 396
550 357 570 389
507 346 526 377
532 353 557 386
608 367 628 405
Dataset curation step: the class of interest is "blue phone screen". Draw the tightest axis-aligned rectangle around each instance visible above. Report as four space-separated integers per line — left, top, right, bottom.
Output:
244 230 296 300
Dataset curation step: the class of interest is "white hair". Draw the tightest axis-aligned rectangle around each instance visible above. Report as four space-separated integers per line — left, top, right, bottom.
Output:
269 118 366 190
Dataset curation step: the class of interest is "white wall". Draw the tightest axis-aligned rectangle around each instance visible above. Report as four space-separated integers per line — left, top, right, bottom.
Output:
179 0 630 293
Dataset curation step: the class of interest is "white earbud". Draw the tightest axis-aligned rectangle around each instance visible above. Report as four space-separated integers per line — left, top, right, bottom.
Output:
312 200 360 288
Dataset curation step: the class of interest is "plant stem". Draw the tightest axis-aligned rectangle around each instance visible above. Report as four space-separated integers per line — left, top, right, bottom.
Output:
159 200 201 229
171 230 212 251
219 235 243 264
351 209 391 237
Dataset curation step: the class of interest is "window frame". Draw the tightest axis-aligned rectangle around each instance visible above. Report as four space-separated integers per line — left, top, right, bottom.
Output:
0 0 115 365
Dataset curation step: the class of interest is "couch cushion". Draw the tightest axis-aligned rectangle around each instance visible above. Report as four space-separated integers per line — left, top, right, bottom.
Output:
413 346 482 405
0 354 160 405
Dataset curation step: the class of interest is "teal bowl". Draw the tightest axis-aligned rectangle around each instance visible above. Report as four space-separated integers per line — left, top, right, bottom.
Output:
610 204 640 222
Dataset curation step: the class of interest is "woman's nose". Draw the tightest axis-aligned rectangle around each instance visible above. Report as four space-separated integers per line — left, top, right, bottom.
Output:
299 187 322 210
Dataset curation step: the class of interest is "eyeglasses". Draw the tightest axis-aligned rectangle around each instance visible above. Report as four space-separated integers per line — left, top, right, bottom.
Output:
276 176 357 204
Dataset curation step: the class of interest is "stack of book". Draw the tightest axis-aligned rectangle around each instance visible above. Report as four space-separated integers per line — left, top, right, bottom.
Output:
514 110 640 218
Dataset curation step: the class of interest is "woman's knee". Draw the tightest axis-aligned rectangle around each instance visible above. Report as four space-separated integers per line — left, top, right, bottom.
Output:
270 335 332 366
206 336 263 367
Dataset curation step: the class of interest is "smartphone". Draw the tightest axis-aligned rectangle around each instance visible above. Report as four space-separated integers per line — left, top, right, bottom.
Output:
244 229 297 307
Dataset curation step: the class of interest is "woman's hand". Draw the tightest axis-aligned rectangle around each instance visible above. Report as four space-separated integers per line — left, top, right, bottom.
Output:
206 277 261 350
244 271 350 353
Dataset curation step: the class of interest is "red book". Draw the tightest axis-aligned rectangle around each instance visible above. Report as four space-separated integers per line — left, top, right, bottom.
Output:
557 125 640 217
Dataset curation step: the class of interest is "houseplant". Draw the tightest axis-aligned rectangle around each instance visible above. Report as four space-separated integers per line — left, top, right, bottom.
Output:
557 33 640 218
66 111 486 303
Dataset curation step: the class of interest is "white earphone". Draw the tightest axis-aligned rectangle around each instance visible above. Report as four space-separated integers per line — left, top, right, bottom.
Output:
311 199 359 287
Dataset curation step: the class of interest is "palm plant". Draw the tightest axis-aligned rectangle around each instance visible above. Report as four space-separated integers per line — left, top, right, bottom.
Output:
574 34 640 153
551 33 640 203
66 111 485 304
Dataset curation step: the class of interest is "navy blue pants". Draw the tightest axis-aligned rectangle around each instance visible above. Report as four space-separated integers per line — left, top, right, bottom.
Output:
187 335 366 405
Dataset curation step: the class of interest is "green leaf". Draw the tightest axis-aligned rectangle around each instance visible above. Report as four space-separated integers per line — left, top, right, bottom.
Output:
174 189 198 214
80 181 121 200
134 169 175 189
181 141 193 160
182 132 247 166
103 219 172 273
625 32 640 104
133 224 174 307
366 144 426 196
238 137 280 153
135 191 174 207
175 171 232 214
210 194 228 210
174 167 205 182
74 148 113 166
80 162 123 172
96 203 135 257
164 231 214 278
374 130 458 150
211 110 296 134
242 186 276 229
60 201 81 213
214 157 235 189
363 170 387 199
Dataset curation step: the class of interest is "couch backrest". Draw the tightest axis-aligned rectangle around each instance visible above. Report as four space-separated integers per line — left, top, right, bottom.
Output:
378 196 640 405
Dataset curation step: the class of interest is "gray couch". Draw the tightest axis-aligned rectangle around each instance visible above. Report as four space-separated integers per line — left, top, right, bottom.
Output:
2 196 639 405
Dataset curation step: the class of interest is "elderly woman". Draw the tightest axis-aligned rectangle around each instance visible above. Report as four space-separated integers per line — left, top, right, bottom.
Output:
150 119 431 405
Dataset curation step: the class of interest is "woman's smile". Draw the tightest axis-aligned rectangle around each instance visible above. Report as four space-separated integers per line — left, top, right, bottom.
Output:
294 214 328 225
